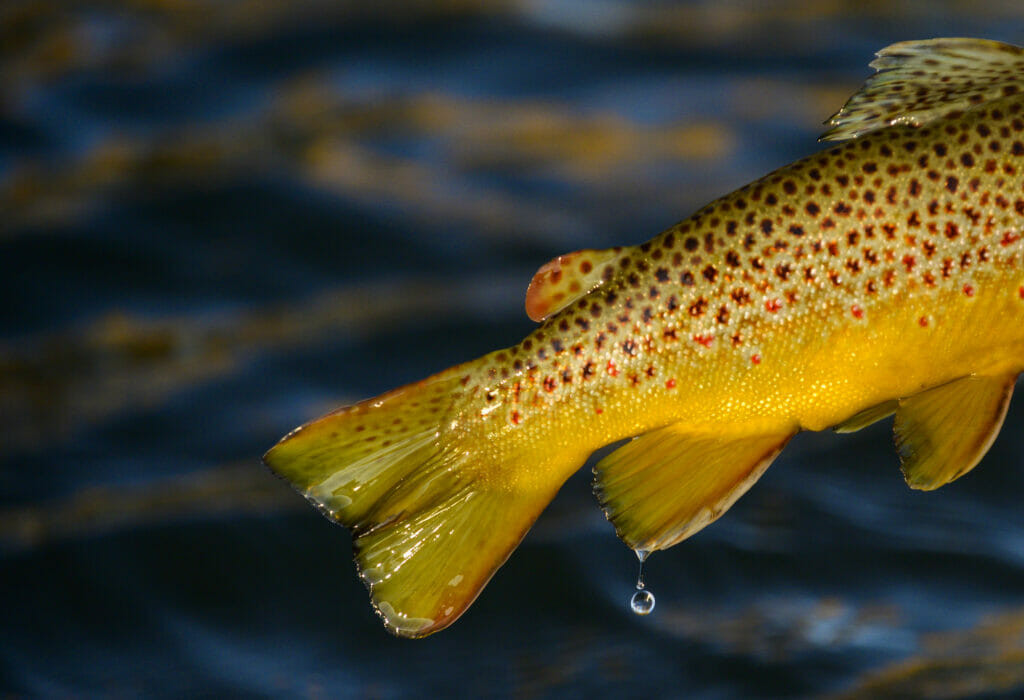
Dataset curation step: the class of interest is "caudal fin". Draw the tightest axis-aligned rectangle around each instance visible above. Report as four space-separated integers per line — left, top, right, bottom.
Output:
264 362 579 637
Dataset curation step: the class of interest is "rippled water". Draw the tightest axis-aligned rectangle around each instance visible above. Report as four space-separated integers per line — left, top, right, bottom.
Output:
3 2 1024 697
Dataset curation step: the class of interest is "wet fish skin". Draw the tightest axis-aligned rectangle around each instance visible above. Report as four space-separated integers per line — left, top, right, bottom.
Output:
488 96 1024 454
265 38 1024 637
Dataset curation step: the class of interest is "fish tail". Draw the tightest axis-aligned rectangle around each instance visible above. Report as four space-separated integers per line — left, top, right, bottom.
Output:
264 358 581 637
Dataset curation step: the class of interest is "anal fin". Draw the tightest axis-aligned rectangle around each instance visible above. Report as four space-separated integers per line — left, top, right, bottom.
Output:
593 423 795 553
894 373 1018 491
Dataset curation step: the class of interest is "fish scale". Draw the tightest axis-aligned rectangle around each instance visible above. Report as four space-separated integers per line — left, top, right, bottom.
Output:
265 38 1024 637
473 95 1024 452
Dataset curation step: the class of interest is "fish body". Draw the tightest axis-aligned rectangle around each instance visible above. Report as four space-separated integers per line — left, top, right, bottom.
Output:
266 39 1024 637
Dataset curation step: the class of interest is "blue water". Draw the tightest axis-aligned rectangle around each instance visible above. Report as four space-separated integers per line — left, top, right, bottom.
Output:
3 4 1024 697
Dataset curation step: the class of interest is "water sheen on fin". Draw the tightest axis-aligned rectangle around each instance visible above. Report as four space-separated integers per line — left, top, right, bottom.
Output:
264 365 582 637
593 423 795 553
821 38 1024 141
833 399 898 433
894 373 1017 491
525 247 623 322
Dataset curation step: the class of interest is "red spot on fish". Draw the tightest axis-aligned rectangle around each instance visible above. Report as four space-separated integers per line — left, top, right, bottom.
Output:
1001 232 1021 246
750 354 761 365
851 304 864 319
510 410 522 425
765 299 782 313
919 316 929 327
595 407 603 415
693 334 714 347
606 360 619 377
963 284 975 296
665 378 676 389
1019 286 1024 299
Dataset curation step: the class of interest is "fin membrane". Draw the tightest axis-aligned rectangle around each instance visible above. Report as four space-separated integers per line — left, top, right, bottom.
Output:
822 38 1024 141
265 366 581 637
525 247 624 322
894 373 1017 491
593 423 795 553
833 399 897 433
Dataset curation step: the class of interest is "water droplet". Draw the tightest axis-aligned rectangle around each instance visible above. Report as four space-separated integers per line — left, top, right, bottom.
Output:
631 588 655 615
629 549 655 615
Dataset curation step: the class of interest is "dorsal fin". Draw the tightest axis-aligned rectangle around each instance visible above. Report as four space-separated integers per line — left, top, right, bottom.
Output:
525 247 624 322
821 38 1024 141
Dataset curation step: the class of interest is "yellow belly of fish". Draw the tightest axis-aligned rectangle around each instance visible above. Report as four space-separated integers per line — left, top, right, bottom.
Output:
476 269 1024 513
501 276 1022 448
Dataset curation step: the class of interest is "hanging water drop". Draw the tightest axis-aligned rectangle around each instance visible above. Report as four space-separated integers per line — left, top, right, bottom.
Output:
630 587 655 615
629 549 655 616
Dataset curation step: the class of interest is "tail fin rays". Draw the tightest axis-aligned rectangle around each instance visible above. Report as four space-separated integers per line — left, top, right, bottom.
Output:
264 365 579 637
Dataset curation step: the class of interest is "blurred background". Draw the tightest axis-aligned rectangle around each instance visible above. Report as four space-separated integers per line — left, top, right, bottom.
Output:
2 1 1024 697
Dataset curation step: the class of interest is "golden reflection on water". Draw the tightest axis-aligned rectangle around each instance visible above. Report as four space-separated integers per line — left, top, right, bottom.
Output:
832 608 1024 698
1 87 742 236
0 278 507 455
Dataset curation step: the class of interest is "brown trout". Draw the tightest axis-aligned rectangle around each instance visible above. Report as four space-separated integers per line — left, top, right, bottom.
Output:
265 38 1024 637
